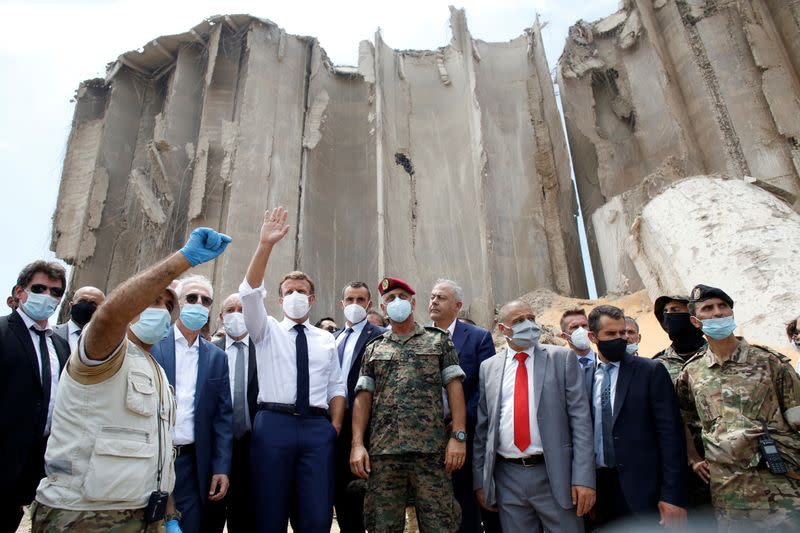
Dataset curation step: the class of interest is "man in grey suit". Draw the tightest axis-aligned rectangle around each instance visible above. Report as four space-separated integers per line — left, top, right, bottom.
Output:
473 300 595 532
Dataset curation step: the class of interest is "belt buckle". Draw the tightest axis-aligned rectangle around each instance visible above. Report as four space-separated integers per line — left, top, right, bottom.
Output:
520 456 532 467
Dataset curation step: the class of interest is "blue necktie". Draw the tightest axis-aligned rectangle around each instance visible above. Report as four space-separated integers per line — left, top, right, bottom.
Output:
338 328 354 366
232 341 248 439
578 356 590 367
600 363 616 467
294 324 310 415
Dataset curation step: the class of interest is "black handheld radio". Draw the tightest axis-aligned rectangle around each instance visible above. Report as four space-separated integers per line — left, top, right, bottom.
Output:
758 420 788 475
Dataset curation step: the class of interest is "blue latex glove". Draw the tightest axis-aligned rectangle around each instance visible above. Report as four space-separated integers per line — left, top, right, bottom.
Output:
179 227 232 267
165 519 182 533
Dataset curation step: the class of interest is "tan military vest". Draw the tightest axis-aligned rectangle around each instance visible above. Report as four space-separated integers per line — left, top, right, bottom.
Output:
35 338 175 510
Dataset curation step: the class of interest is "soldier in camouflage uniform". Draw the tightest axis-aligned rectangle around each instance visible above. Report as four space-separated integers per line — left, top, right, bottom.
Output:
350 277 467 533
676 284 800 532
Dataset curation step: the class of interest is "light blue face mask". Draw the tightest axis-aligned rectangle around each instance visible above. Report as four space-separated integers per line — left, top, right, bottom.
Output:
504 319 541 349
179 303 209 332
131 307 172 344
625 343 639 355
701 316 737 340
21 291 59 321
386 297 412 323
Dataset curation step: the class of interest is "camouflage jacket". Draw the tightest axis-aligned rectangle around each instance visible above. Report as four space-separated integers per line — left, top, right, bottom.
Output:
355 323 465 456
653 344 702 385
676 339 800 509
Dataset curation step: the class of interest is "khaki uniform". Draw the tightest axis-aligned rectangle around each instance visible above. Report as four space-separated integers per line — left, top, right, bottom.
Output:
676 339 800 530
356 324 465 533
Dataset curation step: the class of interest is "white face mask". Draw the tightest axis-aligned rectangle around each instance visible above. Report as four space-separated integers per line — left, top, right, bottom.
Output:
344 303 367 325
223 312 247 338
282 292 310 319
570 327 591 350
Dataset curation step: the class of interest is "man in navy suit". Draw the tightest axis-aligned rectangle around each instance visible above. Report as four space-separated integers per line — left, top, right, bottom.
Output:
429 279 500 533
152 274 233 533
333 281 386 532
585 304 686 530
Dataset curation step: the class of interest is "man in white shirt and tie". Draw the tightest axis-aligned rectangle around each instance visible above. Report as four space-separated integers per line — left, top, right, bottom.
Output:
53 286 105 352
241 206 346 533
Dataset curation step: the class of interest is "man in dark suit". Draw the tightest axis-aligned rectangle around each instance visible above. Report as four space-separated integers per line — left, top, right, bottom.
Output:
0 261 71 531
206 292 258 533
585 304 687 529
429 279 500 533
151 274 233 533
333 281 385 533
53 286 105 352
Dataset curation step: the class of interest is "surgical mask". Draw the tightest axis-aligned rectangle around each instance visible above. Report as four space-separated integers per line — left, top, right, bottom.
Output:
130 307 172 344
598 338 628 362
344 303 367 324
180 303 209 332
625 343 638 355
701 316 736 340
282 292 310 319
663 313 705 354
570 327 591 350
386 297 412 323
21 291 59 322
223 312 247 338
504 320 541 349
70 301 97 327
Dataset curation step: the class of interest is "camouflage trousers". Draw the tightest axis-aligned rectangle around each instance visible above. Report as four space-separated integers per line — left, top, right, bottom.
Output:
365 453 461 533
713 469 800 533
30 501 165 533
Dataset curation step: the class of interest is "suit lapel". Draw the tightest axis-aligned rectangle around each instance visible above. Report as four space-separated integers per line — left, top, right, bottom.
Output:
489 349 507 437
451 321 467 354
163 329 177 388
195 338 209 410
9 311 42 389
533 345 547 409
612 354 635 426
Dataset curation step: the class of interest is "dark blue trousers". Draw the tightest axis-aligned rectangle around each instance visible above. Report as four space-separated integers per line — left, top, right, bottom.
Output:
251 410 336 532
175 450 202 533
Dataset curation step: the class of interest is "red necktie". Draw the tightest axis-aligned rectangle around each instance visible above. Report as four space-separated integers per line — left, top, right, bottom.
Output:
514 352 531 452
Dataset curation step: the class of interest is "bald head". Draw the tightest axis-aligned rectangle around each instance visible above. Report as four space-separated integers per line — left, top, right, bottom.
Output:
498 299 533 325
72 286 105 306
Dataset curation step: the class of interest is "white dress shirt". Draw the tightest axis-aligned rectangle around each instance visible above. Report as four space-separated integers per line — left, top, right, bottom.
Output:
336 318 367 382
239 279 345 408
497 346 544 458
18 309 60 436
592 359 620 467
66 320 82 352
173 325 199 445
225 334 251 431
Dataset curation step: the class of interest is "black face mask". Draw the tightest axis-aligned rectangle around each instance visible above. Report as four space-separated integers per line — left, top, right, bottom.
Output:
663 313 705 355
598 338 628 363
70 301 97 327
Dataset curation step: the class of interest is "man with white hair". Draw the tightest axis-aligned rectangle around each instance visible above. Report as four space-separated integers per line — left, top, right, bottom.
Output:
152 274 233 533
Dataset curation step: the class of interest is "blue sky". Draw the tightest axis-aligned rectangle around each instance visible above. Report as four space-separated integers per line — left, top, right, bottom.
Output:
0 0 618 314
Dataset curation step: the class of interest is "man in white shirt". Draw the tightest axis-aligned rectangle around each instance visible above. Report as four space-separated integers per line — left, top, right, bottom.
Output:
333 282 385 533
53 286 105 352
241 206 345 533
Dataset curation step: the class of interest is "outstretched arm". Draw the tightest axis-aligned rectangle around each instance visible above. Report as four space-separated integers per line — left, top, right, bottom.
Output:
245 207 290 290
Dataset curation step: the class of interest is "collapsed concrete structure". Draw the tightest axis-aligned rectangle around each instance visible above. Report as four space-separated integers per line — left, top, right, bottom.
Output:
51 10 585 326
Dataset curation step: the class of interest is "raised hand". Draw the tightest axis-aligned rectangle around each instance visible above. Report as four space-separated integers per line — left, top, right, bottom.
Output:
260 207 290 246
179 227 232 267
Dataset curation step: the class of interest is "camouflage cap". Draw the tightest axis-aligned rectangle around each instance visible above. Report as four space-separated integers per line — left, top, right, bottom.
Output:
378 277 415 296
689 284 734 309
654 294 691 325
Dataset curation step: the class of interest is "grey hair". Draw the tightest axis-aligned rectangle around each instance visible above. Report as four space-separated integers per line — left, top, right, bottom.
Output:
624 315 640 332
176 274 214 299
434 278 464 303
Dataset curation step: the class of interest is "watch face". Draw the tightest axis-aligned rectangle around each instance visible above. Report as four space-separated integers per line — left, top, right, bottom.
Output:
455 431 467 441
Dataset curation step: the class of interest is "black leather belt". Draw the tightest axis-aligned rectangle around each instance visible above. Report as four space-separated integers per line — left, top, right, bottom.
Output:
497 454 544 467
258 402 329 418
174 443 195 456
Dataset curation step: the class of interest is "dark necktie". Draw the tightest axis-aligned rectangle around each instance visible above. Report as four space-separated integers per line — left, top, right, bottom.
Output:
32 327 52 413
232 341 248 438
337 327 354 366
578 356 590 367
294 324 310 414
600 363 616 467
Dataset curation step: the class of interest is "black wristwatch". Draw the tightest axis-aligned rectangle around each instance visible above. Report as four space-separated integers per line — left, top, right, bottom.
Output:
451 430 467 442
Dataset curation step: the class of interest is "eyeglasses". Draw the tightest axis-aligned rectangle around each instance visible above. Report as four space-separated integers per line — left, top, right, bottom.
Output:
323 325 337 333
30 284 64 298
184 293 213 307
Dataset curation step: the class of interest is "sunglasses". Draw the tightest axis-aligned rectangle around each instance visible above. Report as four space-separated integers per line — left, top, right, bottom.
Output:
185 293 213 307
30 284 64 298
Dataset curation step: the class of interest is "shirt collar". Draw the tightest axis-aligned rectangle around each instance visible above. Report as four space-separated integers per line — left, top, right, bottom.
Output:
68 320 82 335
506 345 535 360
446 318 458 338
17 308 52 333
595 359 620 371
704 338 746 367
174 324 200 348
226 334 250 349
347 318 368 335
281 317 311 331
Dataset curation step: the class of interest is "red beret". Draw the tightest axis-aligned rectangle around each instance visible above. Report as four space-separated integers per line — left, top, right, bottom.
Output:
379 277 415 296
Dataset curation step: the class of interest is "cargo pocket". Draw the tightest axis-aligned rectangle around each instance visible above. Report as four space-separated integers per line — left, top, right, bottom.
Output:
83 427 155 502
126 370 157 417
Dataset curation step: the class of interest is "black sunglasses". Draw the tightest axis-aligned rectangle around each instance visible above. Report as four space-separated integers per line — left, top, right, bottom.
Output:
185 293 213 307
30 284 64 298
